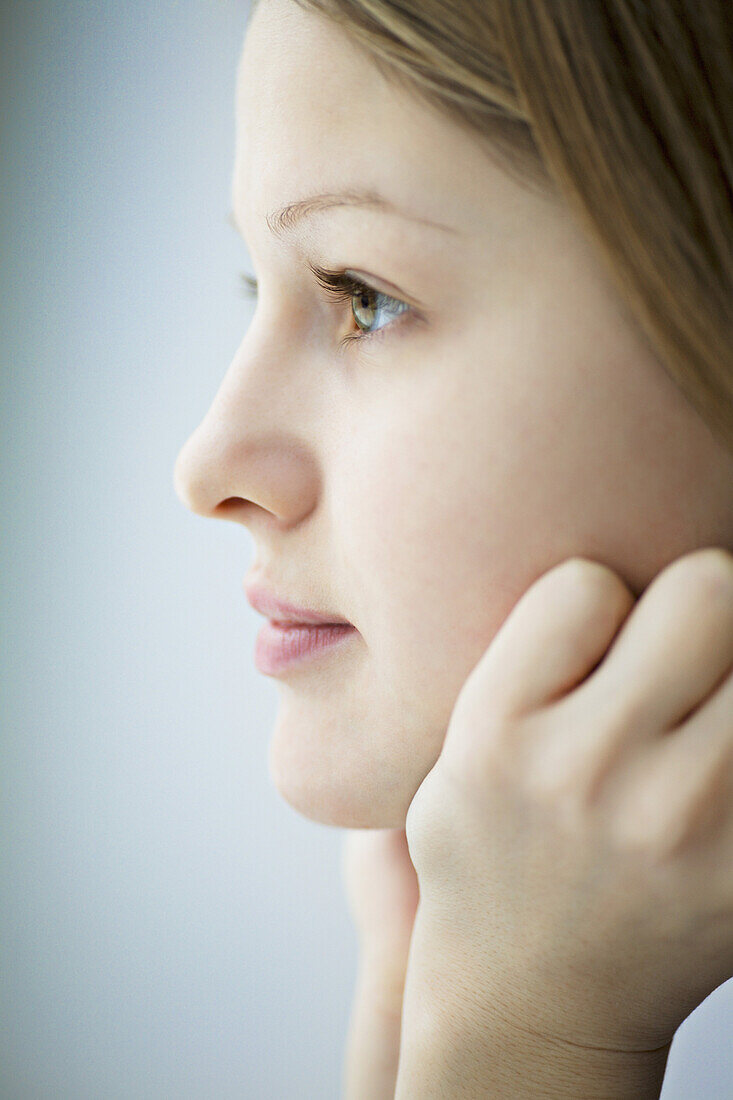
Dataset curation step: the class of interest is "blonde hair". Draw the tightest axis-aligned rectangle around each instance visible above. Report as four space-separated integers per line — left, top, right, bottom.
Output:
270 0 733 453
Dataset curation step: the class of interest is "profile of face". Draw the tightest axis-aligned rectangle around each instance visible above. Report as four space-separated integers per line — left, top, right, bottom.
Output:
174 0 733 829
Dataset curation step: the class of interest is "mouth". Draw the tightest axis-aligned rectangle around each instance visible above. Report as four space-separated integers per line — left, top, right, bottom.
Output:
253 619 358 676
243 573 357 675
243 577 353 628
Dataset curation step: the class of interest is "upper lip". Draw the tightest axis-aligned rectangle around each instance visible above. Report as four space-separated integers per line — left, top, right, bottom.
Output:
243 578 353 627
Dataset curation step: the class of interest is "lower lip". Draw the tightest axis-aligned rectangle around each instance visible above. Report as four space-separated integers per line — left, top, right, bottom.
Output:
254 620 357 675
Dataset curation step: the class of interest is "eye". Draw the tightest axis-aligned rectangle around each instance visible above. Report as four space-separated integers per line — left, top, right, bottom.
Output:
238 263 414 352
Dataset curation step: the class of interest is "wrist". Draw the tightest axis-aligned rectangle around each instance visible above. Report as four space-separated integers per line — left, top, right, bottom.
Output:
343 961 406 1100
354 951 409 1018
395 990 671 1099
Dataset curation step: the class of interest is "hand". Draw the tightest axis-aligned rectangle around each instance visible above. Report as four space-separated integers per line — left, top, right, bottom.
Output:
341 826 420 1009
341 829 419 1099
403 548 733 1056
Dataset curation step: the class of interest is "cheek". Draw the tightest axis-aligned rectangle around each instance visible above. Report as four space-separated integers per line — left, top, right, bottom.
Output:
338 416 528 734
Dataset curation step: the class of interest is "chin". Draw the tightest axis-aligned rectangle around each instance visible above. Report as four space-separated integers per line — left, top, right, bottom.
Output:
267 735 409 829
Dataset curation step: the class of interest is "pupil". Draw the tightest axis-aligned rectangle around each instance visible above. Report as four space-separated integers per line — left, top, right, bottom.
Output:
353 288 376 331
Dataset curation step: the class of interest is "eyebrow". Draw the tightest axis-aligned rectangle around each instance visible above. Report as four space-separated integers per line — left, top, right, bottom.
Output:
228 189 459 241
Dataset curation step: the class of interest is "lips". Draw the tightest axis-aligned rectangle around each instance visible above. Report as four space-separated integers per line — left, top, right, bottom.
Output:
243 578 352 627
253 618 357 675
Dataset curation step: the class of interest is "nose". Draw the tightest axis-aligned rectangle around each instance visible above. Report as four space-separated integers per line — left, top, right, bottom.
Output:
173 339 320 529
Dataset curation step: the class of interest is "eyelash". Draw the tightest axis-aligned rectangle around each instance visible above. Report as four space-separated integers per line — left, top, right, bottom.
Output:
237 262 412 352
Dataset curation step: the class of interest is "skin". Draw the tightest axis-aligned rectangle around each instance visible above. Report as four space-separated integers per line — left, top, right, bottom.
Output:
394 549 733 1095
173 0 733 833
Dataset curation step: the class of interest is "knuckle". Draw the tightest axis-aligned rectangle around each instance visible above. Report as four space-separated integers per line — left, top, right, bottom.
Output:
608 761 687 862
668 547 733 595
553 556 630 610
558 556 609 588
668 746 733 850
521 723 597 824
609 800 676 862
524 762 593 828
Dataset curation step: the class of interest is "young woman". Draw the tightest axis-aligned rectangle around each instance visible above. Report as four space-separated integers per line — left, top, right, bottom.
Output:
173 0 733 1094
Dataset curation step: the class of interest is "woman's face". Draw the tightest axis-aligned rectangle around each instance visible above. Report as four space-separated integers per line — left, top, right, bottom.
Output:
174 0 733 829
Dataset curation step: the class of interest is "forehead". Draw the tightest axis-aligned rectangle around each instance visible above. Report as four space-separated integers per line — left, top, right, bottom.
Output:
237 0 388 115
231 0 528 242
235 0 429 211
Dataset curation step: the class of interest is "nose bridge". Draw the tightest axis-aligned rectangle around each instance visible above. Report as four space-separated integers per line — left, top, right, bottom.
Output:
172 334 320 522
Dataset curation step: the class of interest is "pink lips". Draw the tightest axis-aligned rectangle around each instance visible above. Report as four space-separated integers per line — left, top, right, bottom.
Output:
253 620 357 675
243 579 352 626
243 578 357 675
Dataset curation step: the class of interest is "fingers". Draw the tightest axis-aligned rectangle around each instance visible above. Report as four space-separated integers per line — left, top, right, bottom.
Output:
560 548 733 744
610 665 733 859
443 549 733 812
515 548 733 816
460 556 636 720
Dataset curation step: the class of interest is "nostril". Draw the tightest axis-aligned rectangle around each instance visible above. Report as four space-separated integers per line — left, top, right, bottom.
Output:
216 497 249 517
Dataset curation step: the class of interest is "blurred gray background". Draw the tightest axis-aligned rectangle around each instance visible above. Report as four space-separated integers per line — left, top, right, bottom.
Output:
1 2 731 1097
